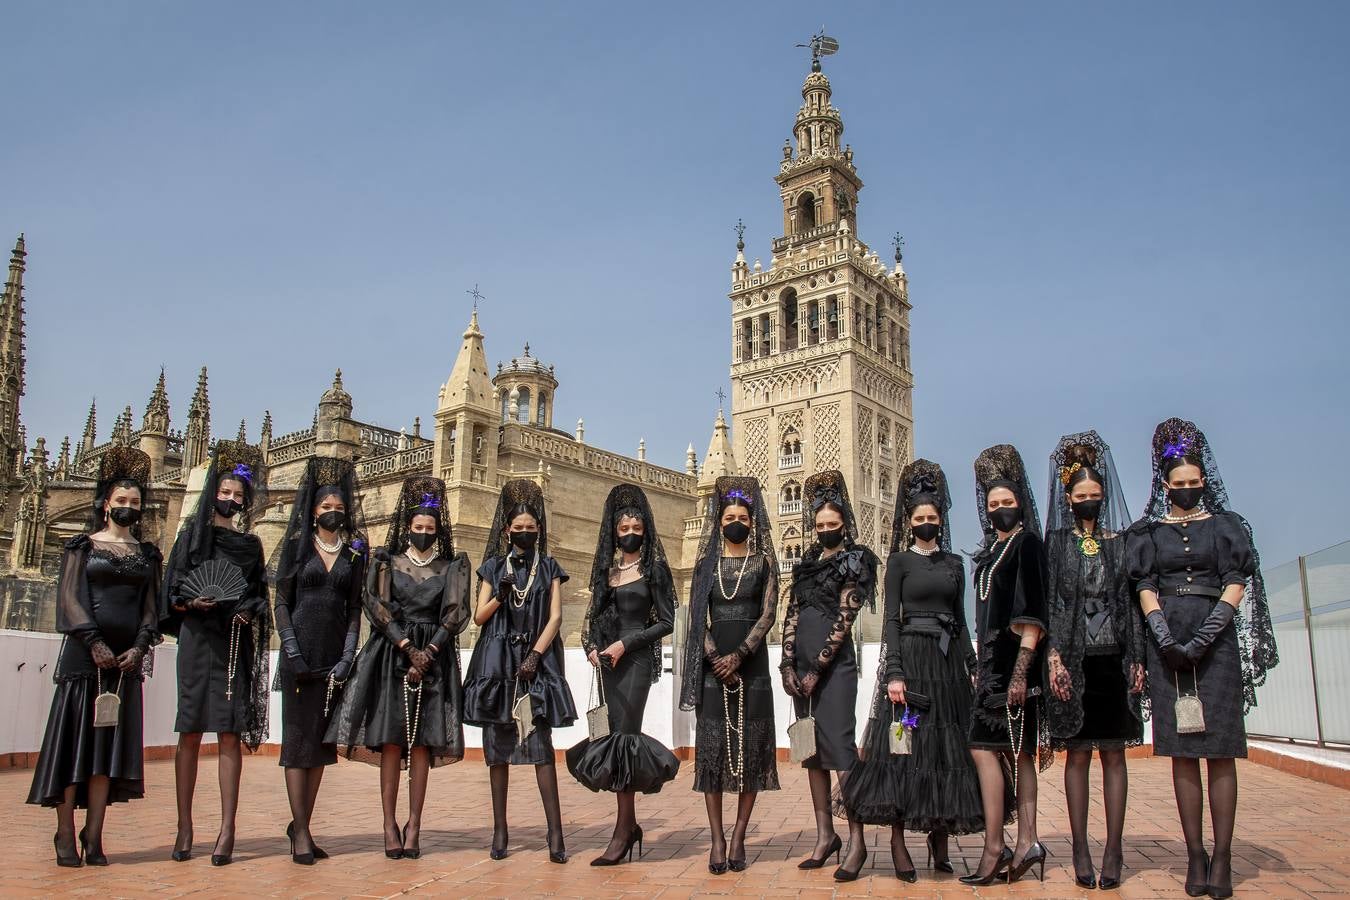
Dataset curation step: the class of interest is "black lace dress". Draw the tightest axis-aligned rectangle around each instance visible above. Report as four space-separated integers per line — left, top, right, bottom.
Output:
1127 513 1254 758
841 549 985 832
273 548 364 768
969 531 1049 756
28 537 161 809
566 576 679 793
162 528 269 738
463 554 577 766
326 552 473 763
1046 529 1144 751
781 548 873 771
693 555 779 794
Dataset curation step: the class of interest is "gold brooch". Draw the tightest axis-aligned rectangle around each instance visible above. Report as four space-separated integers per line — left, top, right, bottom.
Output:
1078 535 1100 557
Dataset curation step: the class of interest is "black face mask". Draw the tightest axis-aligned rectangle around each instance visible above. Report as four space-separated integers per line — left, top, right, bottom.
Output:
618 533 644 554
316 510 346 532
1070 499 1103 523
510 530 538 554
721 521 751 545
988 506 1021 533
911 522 940 543
408 532 437 553
1168 486 1204 512
817 527 846 550
215 497 243 519
108 506 141 527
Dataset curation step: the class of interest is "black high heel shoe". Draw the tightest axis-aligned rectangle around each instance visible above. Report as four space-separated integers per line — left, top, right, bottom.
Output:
1008 842 1048 883
1098 850 1123 890
53 833 82 868
894 862 918 883
489 828 509 861
728 856 747 873
547 828 568 864
79 828 107 866
1185 851 1210 897
402 823 423 860
926 832 954 874
590 825 642 866
708 848 729 875
211 832 233 867
1206 851 1232 899
833 844 868 882
959 846 1013 885
287 821 328 860
171 827 192 862
1074 844 1098 889
384 823 404 860
797 834 842 869
287 823 315 866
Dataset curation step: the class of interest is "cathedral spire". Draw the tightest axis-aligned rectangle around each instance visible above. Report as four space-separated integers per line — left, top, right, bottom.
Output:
142 367 170 434
183 365 211 469
440 308 493 413
698 406 737 489
112 405 134 447
0 234 28 456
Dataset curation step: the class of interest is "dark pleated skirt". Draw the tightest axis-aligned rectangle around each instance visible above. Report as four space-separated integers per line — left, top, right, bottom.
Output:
483 722 554 766
27 674 146 809
566 655 678 794
1147 596 1247 759
839 633 987 833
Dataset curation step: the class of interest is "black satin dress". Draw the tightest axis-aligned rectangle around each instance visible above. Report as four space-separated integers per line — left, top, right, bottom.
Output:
566 577 679 793
28 538 160 809
969 531 1048 753
1127 513 1254 758
693 556 779 794
164 529 269 736
275 549 363 768
463 554 577 766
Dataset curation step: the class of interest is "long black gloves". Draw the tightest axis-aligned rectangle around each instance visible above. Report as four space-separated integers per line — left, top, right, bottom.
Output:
279 625 309 675
1182 602 1237 665
331 629 359 682
1146 610 1191 671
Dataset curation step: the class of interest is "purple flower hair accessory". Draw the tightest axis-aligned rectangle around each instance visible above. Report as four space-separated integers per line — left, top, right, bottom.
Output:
723 488 753 506
231 463 254 483
417 492 441 510
1162 436 1192 460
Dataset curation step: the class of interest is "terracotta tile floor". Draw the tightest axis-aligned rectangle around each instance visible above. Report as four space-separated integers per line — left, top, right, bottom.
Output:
2 754 1346 898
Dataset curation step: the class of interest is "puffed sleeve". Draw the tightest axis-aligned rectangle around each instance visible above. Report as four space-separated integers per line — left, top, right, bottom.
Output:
430 552 473 652
882 553 906 681
1009 532 1048 632
1213 512 1255 588
544 555 570 586
475 556 500 585
134 543 164 653
54 536 99 645
1125 522 1159 595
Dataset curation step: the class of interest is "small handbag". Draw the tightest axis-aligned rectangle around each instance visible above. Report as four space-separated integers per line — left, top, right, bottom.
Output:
93 671 124 729
1175 671 1206 735
788 697 817 764
512 681 535 746
586 668 610 741
889 703 912 756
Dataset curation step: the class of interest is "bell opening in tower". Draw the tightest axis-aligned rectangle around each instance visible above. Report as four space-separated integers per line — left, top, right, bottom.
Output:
796 192 817 232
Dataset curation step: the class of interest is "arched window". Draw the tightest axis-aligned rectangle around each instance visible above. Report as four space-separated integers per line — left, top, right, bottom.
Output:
796 192 817 232
536 392 548 427
781 289 799 351
516 387 531 424
500 391 510 424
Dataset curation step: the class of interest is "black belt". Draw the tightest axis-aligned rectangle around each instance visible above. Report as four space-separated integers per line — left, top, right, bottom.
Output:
1166 584 1222 599
901 614 960 656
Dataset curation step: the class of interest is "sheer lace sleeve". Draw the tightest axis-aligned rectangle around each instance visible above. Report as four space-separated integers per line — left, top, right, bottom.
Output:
882 554 905 680
134 544 163 652
430 553 473 652
237 535 269 620
54 537 99 646
778 584 800 672
1045 533 1069 654
735 554 777 660
363 551 404 644
814 579 863 673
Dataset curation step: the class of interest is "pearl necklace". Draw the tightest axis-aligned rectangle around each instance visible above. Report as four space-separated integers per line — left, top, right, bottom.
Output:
976 526 1023 602
314 533 342 554
405 547 437 568
403 673 423 783
617 555 642 571
1163 507 1209 523
718 548 753 600
510 553 539 608
908 543 938 557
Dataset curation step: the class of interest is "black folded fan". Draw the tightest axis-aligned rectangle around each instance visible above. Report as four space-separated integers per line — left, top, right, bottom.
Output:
180 559 248 608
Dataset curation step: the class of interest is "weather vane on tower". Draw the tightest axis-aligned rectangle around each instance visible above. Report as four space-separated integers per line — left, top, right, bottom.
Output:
466 284 486 311
796 27 839 71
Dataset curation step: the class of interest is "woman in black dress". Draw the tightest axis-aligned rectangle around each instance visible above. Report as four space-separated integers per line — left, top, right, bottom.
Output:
681 476 779 875
463 479 577 863
840 459 984 882
779 470 877 882
1126 418 1277 900
326 476 472 859
1043 432 1145 890
962 445 1051 886
160 441 270 866
567 483 680 865
271 456 366 865
28 447 161 867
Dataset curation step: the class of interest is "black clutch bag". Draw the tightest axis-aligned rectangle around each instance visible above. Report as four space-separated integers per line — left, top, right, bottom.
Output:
903 689 932 711
983 685 1042 709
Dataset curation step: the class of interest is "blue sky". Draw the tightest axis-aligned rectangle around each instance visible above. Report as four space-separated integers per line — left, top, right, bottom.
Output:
6 2 1347 565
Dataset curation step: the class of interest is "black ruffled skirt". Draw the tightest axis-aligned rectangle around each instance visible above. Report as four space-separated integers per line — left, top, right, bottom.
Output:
27 673 146 809
838 633 987 833
566 655 678 794
326 623 465 764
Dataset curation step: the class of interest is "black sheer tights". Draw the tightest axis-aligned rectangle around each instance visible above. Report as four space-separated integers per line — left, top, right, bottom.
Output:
283 766 325 855
705 791 759 864
809 769 865 870
174 732 243 858
1065 749 1129 883
488 763 566 857
1173 758 1237 893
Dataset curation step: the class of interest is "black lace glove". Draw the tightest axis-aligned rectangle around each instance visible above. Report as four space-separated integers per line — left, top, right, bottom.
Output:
780 666 802 697
1181 602 1237 664
115 646 145 674
516 649 542 682
89 639 118 670
1007 646 1035 706
1146 609 1191 670
278 626 310 676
